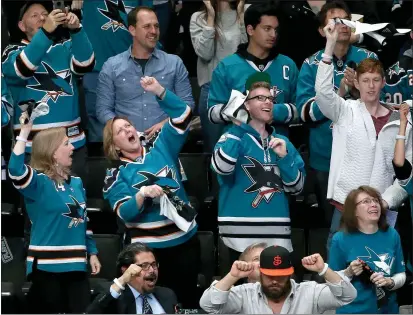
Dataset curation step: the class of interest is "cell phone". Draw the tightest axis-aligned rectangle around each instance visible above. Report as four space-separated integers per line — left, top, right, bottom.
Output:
53 0 66 11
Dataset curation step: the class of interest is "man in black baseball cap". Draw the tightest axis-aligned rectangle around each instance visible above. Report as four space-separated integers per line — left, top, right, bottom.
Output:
200 245 357 314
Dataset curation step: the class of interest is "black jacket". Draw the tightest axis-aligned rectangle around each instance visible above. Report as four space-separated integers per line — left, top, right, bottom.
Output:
87 282 179 314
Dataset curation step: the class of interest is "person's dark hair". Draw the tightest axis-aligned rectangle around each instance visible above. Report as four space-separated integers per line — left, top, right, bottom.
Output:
317 0 351 27
127 6 156 27
244 2 280 34
340 186 389 233
116 242 154 276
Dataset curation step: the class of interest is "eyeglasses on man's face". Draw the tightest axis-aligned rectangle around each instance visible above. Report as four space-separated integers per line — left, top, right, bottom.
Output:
246 95 275 103
136 261 159 271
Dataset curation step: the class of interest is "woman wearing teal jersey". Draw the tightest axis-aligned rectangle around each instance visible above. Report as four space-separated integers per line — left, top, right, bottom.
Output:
8 111 101 313
329 186 406 314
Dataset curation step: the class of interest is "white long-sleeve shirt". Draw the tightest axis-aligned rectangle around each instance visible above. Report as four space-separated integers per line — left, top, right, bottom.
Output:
315 61 410 207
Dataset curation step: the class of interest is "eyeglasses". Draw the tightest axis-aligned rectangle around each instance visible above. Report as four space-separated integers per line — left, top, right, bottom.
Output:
356 198 380 206
136 262 159 271
246 95 275 103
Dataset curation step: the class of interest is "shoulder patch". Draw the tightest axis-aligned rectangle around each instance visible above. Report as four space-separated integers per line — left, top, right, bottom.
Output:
218 134 228 143
2 45 21 63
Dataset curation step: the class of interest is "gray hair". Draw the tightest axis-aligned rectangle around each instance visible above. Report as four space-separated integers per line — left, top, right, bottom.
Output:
239 242 268 261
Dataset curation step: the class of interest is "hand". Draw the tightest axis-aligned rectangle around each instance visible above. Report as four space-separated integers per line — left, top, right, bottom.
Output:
71 0 84 10
43 9 67 33
19 112 33 137
370 272 393 287
382 199 389 210
90 255 101 275
237 0 245 22
323 19 338 48
350 33 360 44
301 253 325 273
346 260 363 277
64 12 80 29
140 76 165 97
343 67 356 88
229 261 255 279
144 118 168 140
139 184 164 199
203 1 215 19
119 264 143 284
399 103 410 125
269 136 287 158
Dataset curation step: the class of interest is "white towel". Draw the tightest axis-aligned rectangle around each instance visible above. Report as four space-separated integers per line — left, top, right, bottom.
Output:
160 195 196 232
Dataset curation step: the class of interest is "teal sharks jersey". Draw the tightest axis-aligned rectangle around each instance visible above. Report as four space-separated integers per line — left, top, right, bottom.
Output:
8 153 98 275
207 52 299 132
383 54 412 104
103 90 197 248
81 0 153 72
2 27 95 153
297 46 378 171
211 123 305 253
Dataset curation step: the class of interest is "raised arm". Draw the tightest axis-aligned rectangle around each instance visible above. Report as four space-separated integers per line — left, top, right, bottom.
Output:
302 253 357 313
8 112 43 200
189 9 216 62
140 76 192 158
315 20 349 123
1 10 66 83
200 261 253 314
65 12 95 75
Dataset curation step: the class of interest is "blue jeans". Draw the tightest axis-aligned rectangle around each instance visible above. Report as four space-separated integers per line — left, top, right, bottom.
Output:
327 207 342 257
198 83 224 153
83 72 104 143
154 2 171 48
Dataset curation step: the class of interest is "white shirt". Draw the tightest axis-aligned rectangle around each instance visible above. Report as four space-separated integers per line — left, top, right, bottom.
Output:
110 284 166 314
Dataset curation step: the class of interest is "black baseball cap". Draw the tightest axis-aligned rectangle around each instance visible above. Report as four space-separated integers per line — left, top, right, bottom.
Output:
19 1 52 21
259 245 294 276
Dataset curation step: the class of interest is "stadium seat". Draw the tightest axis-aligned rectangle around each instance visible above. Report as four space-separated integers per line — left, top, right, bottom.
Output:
1 237 28 313
85 157 111 212
196 231 215 289
308 228 329 262
89 234 122 296
179 153 218 234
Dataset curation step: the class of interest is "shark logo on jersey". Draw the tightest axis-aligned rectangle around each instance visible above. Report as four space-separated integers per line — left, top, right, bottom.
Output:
98 0 134 32
242 156 283 208
62 195 86 228
132 166 180 192
271 86 283 100
304 53 320 66
387 62 405 81
27 61 73 103
358 246 395 275
357 48 377 59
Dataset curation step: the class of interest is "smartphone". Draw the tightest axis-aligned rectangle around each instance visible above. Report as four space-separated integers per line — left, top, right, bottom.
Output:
53 0 66 11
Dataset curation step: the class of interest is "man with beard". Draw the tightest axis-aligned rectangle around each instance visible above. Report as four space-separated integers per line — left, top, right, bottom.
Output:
200 245 357 314
87 243 179 314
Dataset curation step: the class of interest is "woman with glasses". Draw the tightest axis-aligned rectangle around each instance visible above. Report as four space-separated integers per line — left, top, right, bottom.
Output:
102 76 199 308
211 72 305 276
328 186 406 314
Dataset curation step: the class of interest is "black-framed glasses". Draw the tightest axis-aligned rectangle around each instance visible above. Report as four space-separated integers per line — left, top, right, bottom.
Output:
136 261 159 271
246 95 275 103
356 198 380 206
